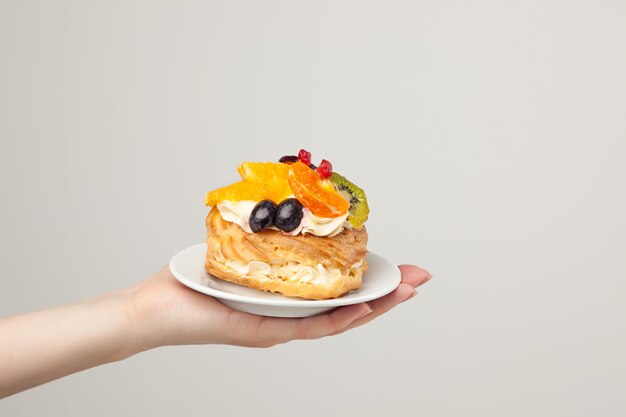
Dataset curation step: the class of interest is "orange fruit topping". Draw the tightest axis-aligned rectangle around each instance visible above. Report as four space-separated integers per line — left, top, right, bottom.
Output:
238 161 292 202
287 161 349 217
237 162 290 185
205 181 267 206
205 162 292 206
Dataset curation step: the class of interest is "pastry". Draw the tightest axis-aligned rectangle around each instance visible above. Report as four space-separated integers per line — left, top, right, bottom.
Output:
204 149 370 299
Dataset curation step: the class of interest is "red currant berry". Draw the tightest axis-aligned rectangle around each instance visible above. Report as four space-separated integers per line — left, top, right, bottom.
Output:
298 149 311 166
317 159 333 179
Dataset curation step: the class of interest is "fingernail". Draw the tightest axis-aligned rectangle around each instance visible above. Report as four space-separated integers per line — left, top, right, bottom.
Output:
356 307 373 319
404 290 417 302
419 275 432 285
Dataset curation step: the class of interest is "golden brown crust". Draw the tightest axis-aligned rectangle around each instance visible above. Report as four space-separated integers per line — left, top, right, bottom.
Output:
204 207 368 299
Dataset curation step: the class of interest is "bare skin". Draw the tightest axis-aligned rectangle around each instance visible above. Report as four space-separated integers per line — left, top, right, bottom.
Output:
0 265 431 398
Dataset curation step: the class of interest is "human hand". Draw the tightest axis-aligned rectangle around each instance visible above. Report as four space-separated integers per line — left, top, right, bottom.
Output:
0 264 430 397
128 265 431 350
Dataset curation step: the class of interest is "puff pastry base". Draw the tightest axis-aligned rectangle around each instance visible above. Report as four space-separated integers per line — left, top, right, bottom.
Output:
204 207 368 299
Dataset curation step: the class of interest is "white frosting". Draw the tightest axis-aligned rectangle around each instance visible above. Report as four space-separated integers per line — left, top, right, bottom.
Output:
217 200 349 237
224 259 362 286
217 201 258 233
225 260 273 281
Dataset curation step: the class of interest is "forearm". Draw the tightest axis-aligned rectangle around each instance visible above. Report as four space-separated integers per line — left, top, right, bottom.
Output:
0 265 430 397
0 287 144 398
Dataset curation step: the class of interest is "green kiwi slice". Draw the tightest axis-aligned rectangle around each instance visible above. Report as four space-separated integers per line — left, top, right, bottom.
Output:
329 172 369 228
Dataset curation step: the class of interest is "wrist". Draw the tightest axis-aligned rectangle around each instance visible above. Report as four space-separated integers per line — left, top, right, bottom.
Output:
120 275 171 353
97 286 151 361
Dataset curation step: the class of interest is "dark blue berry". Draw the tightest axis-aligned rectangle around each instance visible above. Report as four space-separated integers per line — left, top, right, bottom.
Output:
274 199 304 232
279 155 299 164
249 200 278 232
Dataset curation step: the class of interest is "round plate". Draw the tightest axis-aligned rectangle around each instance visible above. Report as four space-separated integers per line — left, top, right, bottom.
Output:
169 243 401 317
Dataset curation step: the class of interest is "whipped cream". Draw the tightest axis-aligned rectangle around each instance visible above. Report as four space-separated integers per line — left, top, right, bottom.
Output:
217 200 350 237
224 259 362 286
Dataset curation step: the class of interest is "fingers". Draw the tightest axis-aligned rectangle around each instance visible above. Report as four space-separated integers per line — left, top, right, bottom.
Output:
232 265 432 347
332 264 432 334
334 283 415 334
398 265 432 287
255 303 372 345
293 303 373 340
367 282 416 313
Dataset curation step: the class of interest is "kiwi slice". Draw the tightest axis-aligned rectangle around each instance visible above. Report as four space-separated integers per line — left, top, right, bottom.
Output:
329 172 369 228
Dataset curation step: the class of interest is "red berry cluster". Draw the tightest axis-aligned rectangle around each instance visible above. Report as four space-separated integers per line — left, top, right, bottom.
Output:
299 149 332 179
298 149 311 166
317 159 332 179
280 149 334 180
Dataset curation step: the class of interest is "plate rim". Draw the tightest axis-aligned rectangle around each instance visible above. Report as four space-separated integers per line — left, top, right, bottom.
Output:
169 243 400 308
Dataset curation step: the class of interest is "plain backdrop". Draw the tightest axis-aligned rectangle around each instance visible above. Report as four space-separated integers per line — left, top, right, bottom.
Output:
1 1 625 416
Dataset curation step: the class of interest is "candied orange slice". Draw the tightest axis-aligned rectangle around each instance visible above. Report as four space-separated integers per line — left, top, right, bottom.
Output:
205 180 292 206
205 181 267 206
237 161 292 202
288 161 349 217
238 162 290 185
206 161 294 206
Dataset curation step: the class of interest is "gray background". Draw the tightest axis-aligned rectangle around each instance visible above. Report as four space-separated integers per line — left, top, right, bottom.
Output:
1 1 625 416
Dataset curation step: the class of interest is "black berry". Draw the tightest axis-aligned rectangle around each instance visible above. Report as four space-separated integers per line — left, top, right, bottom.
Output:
249 200 278 232
274 199 304 232
279 155 299 164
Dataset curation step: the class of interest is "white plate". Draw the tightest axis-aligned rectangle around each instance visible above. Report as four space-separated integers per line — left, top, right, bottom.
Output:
169 243 401 317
